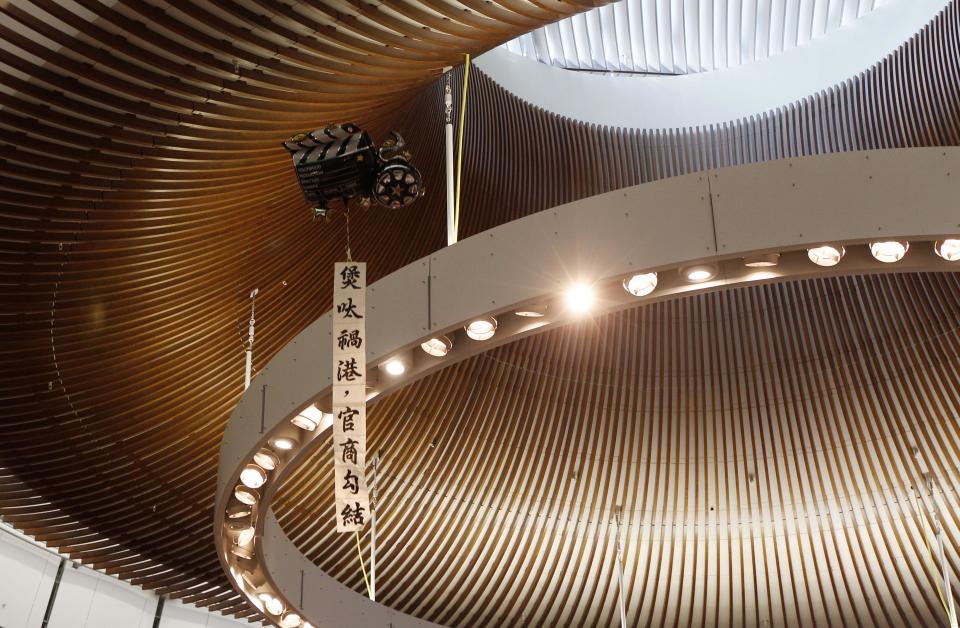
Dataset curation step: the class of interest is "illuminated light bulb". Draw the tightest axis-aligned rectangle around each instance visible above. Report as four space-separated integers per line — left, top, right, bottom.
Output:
236 526 255 546
421 336 452 357
265 596 285 616
465 317 497 341
623 272 658 297
239 464 266 489
253 450 278 471
935 239 960 261
234 485 258 505
280 612 303 628
384 359 405 376
870 240 909 263
683 265 717 283
227 505 251 519
514 302 547 318
807 245 845 267
565 283 594 314
291 405 323 431
742 253 780 267
270 436 297 451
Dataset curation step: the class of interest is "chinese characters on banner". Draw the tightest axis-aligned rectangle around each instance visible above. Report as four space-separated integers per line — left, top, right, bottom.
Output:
333 262 369 532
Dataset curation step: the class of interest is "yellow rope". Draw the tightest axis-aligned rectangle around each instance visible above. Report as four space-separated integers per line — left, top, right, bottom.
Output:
454 53 470 240
355 530 372 599
909 486 951 617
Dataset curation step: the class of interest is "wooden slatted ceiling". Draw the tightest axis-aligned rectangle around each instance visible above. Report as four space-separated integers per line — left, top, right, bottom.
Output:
277 272 960 627
0 0 603 617
1 0 960 623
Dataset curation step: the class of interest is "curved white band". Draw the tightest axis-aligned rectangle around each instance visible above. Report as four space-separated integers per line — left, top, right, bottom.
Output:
216 148 960 627
475 0 948 129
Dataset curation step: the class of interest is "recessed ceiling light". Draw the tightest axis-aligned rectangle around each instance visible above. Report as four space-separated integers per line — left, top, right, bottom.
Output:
623 272 657 297
870 240 909 263
269 436 297 451
239 464 266 489
514 310 545 318
682 264 717 283
234 485 258 505
384 359 405 375
934 239 960 261
236 526 255 546
742 253 780 267
565 283 594 313
421 336 452 357
291 405 322 431
253 450 278 471
807 245 845 267
265 596 285 616
280 612 304 628
227 505 251 519
465 317 497 341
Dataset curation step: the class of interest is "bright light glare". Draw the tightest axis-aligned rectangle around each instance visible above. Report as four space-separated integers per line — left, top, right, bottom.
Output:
465 317 497 341
270 437 297 451
685 267 715 282
807 245 845 267
935 239 960 261
870 240 908 263
280 612 303 628
265 596 285 616
623 272 657 297
384 359 405 375
565 283 594 313
239 464 266 489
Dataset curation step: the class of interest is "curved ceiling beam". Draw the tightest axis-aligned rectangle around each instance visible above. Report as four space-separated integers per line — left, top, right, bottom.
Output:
216 148 960 625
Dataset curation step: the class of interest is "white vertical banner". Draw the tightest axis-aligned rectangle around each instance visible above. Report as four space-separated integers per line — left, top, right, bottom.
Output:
333 262 369 533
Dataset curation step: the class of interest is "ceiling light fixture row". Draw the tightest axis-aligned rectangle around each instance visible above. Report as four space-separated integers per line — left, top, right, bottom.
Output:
220 237 958 627
415 238 960 362
615 239 960 302
223 407 330 627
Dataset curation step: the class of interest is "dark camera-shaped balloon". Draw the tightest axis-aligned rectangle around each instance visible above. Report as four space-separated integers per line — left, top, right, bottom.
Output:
284 124 424 215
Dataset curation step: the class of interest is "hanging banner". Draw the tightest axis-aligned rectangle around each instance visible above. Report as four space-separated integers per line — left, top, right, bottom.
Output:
333 262 369 532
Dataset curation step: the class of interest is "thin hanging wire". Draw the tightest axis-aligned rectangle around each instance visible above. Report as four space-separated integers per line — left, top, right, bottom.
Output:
355 530 372 598
344 206 353 262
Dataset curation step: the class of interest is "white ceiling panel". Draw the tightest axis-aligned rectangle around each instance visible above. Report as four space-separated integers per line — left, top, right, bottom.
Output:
503 0 893 74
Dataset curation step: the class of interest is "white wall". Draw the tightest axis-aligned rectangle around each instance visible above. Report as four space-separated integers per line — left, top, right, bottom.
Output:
0 524 258 628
